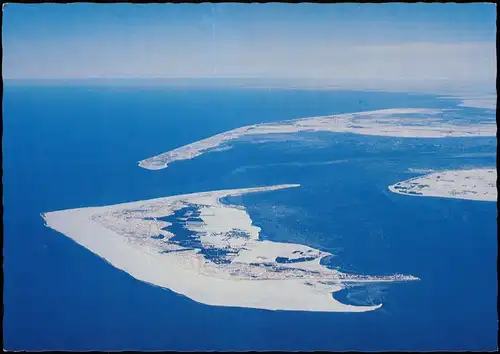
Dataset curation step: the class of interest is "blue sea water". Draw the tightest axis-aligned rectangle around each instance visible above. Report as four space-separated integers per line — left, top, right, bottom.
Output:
3 83 497 351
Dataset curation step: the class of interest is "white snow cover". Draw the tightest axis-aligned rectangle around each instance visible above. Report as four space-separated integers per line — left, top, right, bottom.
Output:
389 169 497 202
42 184 418 312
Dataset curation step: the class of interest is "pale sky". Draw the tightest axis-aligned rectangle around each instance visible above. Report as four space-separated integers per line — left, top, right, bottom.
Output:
2 3 497 92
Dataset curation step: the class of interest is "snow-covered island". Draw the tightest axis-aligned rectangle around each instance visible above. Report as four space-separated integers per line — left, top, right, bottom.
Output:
389 169 497 202
139 108 496 170
42 184 418 312
439 94 497 110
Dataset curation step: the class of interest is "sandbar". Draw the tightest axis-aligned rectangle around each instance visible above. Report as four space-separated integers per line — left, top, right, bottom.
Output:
139 108 496 170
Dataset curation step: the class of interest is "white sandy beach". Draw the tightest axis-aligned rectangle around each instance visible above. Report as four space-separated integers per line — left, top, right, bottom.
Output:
389 169 497 202
42 184 418 313
139 108 496 170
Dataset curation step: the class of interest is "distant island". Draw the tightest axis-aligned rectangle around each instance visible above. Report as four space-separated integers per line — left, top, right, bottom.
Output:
139 108 496 170
389 169 497 202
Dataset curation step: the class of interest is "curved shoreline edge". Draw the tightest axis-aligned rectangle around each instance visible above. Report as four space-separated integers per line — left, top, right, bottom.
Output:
42 184 418 313
389 169 497 202
138 108 496 170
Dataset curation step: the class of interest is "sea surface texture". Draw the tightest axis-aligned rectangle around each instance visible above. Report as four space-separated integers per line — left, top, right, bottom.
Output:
3 84 497 351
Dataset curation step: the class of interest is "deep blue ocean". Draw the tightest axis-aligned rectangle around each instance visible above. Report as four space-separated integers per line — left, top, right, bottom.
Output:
3 83 497 351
